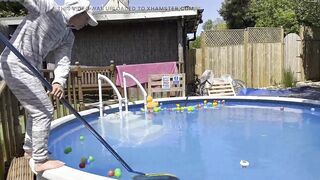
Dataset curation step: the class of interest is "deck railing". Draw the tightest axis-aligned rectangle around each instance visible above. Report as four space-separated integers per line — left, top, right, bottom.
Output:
0 81 26 180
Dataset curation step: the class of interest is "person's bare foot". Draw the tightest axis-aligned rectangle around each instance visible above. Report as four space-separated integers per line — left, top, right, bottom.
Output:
34 160 65 172
24 152 32 160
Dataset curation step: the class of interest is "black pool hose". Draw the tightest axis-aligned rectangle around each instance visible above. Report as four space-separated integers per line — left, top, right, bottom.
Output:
0 32 145 176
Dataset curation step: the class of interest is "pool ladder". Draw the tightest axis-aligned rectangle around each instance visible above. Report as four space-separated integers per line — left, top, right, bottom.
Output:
98 73 147 118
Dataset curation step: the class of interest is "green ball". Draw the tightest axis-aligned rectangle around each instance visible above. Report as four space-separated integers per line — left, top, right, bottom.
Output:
88 156 94 162
64 147 72 154
79 135 85 141
114 168 122 178
81 157 87 163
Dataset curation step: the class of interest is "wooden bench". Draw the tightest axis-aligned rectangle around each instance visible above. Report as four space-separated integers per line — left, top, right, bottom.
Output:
42 62 116 118
6 157 34 180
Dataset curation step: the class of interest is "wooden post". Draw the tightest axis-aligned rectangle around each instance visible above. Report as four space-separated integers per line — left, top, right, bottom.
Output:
177 19 184 73
243 28 249 87
0 88 13 159
110 60 115 82
76 62 84 110
5 90 16 156
200 32 206 74
67 73 72 114
280 26 285 84
10 93 23 156
299 26 306 81
0 83 5 180
0 140 4 180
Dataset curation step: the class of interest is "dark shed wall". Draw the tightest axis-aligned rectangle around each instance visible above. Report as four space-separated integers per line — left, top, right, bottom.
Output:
70 20 178 66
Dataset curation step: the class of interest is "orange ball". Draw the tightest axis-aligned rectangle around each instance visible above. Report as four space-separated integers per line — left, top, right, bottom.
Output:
108 170 114 177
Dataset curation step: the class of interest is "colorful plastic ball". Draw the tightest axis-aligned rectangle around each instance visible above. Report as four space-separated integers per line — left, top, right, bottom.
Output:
213 102 218 107
114 168 122 178
79 135 85 141
79 162 86 168
64 147 72 154
108 170 114 177
141 108 145 112
187 106 194 112
204 100 207 104
86 159 91 165
81 157 87 164
88 156 94 162
153 107 160 112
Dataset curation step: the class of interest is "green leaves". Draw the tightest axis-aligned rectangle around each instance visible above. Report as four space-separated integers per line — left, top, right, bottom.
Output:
294 0 320 27
219 0 255 29
190 36 201 49
248 0 299 34
219 0 320 34
0 2 26 18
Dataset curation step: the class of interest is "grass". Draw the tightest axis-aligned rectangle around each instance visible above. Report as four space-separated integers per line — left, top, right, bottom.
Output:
282 69 296 88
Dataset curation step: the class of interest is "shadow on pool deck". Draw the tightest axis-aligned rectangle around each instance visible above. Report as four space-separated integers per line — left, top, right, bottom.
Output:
287 86 320 100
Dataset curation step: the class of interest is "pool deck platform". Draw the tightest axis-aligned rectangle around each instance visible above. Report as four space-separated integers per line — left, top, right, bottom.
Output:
6 157 34 180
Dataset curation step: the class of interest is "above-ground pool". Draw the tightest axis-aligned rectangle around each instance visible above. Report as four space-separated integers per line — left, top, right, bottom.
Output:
47 97 320 180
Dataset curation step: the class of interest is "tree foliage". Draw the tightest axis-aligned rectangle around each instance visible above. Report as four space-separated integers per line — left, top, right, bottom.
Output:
219 0 255 29
219 0 320 33
294 0 320 27
190 18 228 49
202 18 227 31
249 0 299 34
190 36 201 49
202 19 213 31
0 2 26 17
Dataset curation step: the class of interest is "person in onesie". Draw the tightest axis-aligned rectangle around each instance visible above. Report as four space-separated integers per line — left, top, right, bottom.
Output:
0 0 97 172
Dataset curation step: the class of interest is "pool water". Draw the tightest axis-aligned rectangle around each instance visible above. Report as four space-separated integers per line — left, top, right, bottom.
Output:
49 100 320 180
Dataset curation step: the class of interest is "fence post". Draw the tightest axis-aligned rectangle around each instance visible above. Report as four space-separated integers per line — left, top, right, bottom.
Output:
201 32 207 73
280 26 285 84
244 28 251 87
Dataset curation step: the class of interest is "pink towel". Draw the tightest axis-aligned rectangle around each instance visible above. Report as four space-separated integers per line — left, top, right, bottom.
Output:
116 62 178 87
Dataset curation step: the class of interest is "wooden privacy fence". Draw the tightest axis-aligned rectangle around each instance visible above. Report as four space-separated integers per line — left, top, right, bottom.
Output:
200 27 284 88
0 81 26 180
284 33 304 82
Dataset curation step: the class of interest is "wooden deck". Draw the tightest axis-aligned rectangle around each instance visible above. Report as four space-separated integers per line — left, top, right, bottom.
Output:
6 157 34 180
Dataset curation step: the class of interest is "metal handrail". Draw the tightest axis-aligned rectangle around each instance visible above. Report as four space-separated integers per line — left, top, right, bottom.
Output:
123 72 147 113
98 74 124 119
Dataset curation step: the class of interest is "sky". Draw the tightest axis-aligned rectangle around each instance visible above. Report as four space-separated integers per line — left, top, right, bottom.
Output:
56 0 224 32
